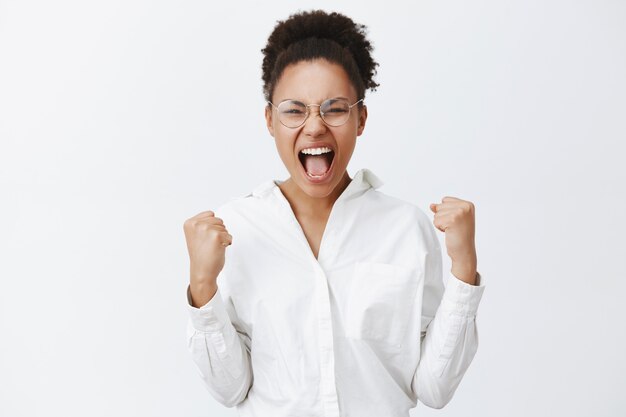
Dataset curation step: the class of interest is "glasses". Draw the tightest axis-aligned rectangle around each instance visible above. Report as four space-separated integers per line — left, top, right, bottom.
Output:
267 97 364 128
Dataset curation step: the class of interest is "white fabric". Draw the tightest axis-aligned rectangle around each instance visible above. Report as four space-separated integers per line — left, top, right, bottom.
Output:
185 168 486 416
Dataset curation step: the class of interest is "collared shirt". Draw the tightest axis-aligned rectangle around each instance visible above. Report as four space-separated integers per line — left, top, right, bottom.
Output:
185 168 486 417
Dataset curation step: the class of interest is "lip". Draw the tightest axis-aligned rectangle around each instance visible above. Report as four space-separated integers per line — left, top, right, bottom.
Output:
296 148 336 185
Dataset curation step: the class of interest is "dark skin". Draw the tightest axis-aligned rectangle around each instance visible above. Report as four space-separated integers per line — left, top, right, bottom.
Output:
292 210 327 260
278 170 352 259
264 59 367 259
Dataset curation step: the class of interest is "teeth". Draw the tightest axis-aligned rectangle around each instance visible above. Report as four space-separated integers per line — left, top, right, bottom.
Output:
300 146 332 155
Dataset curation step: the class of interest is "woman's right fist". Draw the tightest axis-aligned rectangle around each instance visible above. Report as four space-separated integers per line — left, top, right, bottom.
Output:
183 210 233 287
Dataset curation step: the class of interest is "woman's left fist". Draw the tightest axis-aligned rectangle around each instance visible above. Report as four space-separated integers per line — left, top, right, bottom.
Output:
429 196 477 270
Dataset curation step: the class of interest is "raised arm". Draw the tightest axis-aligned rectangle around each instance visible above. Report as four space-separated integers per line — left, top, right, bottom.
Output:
412 197 486 408
183 210 252 407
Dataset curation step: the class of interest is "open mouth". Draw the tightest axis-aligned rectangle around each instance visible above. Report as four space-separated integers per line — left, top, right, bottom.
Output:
298 147 335 179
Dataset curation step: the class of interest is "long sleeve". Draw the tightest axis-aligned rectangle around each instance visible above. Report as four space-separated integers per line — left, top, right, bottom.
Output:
411 242 486 409
186 284 253 407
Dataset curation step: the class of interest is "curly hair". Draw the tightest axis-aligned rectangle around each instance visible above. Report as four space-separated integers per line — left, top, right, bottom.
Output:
261 10 379 103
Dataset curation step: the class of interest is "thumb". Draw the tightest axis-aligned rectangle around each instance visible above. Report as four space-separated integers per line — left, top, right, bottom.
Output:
429 203 437 212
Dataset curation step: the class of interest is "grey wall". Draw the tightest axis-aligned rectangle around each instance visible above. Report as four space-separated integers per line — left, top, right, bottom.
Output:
1 0 624 416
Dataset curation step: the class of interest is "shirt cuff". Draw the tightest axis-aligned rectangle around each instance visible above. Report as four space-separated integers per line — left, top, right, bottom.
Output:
186 284 231 332
440 271 486 317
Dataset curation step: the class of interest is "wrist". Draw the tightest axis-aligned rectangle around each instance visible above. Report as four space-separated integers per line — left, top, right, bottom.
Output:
189 281 218 308
451 259 478 285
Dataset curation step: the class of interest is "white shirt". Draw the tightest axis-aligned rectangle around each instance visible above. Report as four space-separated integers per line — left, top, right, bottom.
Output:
185 168 486 417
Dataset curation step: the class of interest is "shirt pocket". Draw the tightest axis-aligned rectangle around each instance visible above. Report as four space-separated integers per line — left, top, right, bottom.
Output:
345 261 419 348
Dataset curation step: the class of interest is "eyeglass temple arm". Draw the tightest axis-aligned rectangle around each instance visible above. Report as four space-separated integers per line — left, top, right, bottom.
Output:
350 98 365 108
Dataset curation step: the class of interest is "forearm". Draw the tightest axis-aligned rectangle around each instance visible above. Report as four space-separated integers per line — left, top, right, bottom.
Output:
412 305 479 409
412 272 485 409
187 319 253 407
186 285 253 407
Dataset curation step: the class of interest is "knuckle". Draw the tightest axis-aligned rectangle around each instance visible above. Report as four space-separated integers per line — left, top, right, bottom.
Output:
183 218 196 230
198 223 212 233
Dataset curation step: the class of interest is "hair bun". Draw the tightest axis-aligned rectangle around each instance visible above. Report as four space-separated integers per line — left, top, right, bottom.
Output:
262 10 379 102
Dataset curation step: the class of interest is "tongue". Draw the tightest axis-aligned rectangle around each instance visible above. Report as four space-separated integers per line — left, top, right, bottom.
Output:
303 154 330 176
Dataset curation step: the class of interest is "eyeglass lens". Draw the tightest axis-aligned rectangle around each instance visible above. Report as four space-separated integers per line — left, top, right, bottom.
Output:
277 98 352 127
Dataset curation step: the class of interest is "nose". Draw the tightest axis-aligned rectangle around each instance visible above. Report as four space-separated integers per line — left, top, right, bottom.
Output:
302 106 327 137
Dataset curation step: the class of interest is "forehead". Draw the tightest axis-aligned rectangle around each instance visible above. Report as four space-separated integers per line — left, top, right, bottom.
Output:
273 59 357 103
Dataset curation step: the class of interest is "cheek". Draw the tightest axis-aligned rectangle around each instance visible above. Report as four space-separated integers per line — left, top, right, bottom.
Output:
335 127 358 147
273 130 299 159
275 127 299 145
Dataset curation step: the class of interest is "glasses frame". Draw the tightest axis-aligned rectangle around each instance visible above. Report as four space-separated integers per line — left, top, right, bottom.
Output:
267 97 364 128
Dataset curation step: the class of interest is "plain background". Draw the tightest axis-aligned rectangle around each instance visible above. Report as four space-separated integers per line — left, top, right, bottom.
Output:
1 0 625 416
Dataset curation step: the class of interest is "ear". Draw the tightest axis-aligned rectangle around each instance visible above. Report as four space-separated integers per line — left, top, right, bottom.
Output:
356 105 368 136
265 105 275 137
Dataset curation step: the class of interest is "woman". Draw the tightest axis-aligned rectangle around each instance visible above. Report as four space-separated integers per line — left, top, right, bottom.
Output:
183 9 485 417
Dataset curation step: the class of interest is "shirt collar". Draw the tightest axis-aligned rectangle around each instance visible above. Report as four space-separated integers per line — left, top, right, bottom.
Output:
251 168 384 200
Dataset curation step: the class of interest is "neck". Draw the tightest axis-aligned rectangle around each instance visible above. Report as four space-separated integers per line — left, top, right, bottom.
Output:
278 170 352 218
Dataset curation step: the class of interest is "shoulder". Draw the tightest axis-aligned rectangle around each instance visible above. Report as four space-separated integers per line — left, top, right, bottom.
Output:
367 189 429 222
213 194 261 220
366 189 439 250
212 179 275 221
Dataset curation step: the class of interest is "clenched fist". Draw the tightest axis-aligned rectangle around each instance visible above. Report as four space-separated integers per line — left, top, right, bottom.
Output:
429 196 478 285
183 210 233 307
